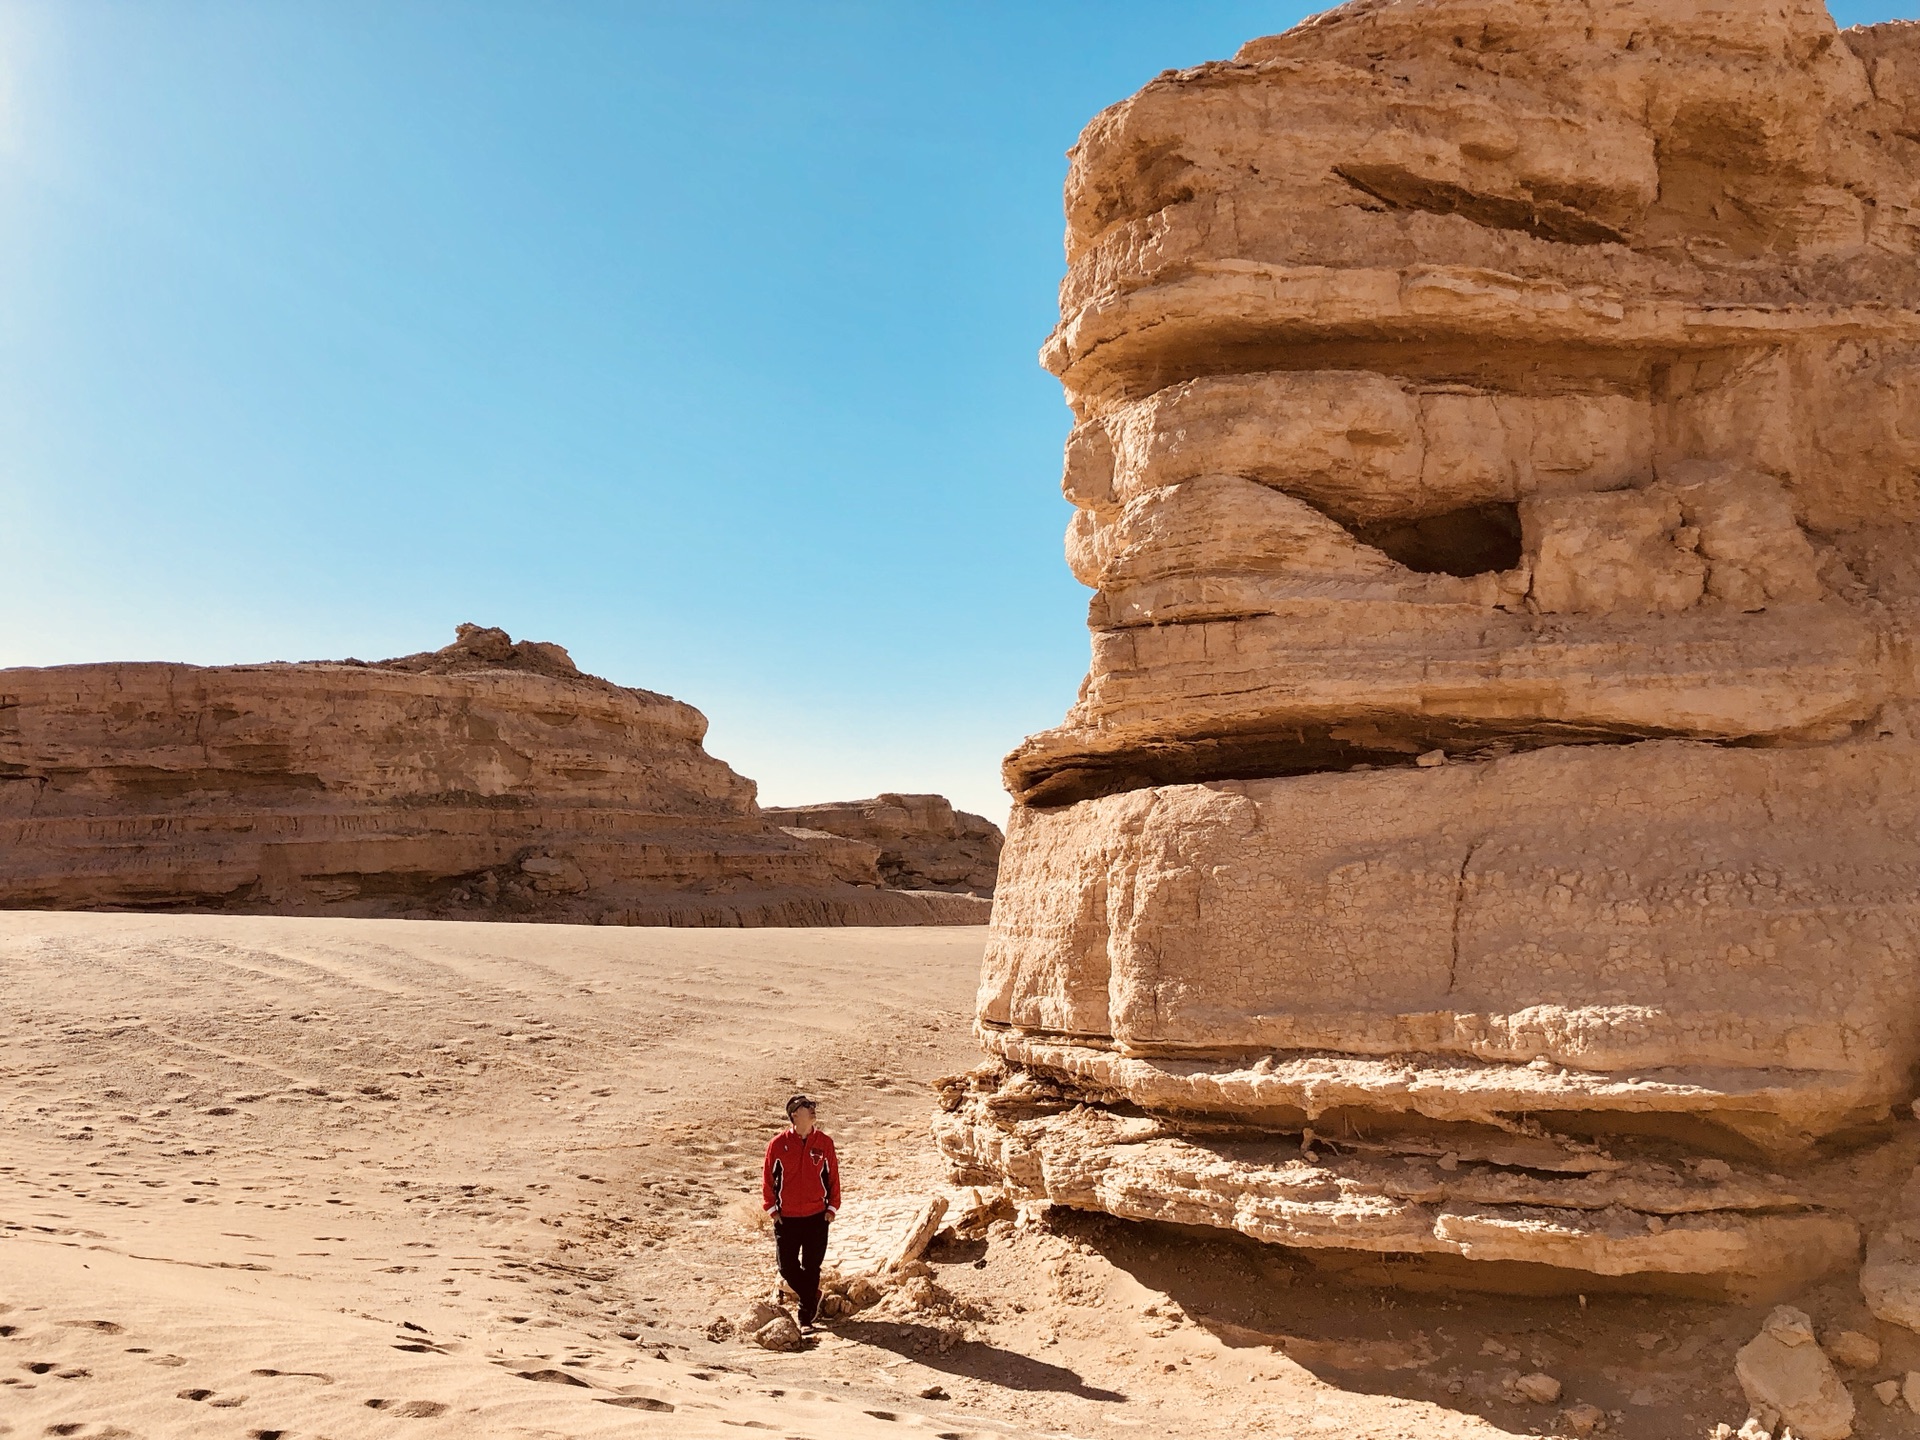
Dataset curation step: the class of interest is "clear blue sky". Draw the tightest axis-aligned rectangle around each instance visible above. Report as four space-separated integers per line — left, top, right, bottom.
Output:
1 2 1911 821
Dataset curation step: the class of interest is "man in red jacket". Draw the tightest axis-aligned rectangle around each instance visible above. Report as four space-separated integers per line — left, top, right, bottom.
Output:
761 1094 840 1331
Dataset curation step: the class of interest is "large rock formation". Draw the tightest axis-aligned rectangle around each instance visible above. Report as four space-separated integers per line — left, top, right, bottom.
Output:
0 625 989 926
939 1 1920 1297
764 794 1002 897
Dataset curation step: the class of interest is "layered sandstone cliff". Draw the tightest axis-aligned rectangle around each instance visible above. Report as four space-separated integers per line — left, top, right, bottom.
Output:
940 1 1920 1297
0 625 989 926
764 794 1002 897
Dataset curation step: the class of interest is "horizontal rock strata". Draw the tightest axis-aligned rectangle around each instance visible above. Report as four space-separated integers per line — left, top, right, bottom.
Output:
935 1069 1862 1298
982 742 1920 1150
959 0 1920 1289
0 626 989 926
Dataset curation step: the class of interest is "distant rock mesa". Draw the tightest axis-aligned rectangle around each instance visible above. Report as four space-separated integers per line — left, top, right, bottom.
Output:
764 794 1002 897
0 624 991 926
941 0 1920 1298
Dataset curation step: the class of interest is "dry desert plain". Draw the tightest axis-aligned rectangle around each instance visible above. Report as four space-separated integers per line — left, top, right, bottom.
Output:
5 912 1918 1440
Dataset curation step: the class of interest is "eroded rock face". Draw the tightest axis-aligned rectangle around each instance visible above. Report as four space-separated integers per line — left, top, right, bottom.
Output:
0 626 988 927
942 1 1920 1292
764 794 1003 896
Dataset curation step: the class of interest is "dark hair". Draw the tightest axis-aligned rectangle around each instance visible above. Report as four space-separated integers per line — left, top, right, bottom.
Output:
785 1094 815 1117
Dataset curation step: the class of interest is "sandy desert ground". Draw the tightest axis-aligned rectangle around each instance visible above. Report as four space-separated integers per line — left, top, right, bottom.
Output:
3 913 1912 1440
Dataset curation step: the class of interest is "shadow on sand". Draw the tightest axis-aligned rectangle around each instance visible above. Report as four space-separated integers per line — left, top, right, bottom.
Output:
1040 1208 1767 1440
831 1318 1125 1402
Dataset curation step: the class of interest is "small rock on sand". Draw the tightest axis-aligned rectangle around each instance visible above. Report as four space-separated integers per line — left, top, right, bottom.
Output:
1822 1329 1881 1370
1905 1370 1920 1414
733 1297 808 1350
752 1315 804 1352
1734 1305 1855 1440
1560 1400 1605 1435
734 1298 787 1335
1515 1372 1562 1404
1874 1378 1902 1406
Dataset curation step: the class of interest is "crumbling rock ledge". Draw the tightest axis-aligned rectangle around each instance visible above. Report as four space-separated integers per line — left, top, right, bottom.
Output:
0 625 989 927
935 1066 1862 1301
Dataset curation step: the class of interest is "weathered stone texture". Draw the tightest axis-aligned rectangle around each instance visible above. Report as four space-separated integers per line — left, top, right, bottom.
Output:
949 1 1920 1293
0 626 988 926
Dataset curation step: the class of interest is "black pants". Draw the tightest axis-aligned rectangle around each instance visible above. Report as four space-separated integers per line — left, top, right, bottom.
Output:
773 1211 830 1325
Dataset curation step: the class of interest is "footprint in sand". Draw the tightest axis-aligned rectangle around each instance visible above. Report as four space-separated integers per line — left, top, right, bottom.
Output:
364 1398 448 1417
177 1385 249 1407
513 1367 589 1386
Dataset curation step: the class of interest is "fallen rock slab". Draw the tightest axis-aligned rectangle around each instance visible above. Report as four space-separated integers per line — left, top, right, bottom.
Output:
827 1191 953 1279
1734 1306 1855 1440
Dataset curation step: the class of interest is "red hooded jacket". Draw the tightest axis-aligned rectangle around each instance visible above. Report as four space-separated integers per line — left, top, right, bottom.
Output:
762 1126 839 1218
